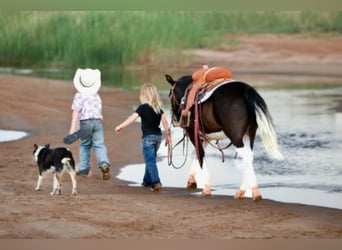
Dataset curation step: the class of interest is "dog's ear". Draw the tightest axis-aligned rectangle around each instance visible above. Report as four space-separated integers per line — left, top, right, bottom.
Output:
34 144 38 150
45 144 50 149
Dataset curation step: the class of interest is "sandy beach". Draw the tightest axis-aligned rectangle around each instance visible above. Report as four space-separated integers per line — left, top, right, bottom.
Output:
0 34 342 239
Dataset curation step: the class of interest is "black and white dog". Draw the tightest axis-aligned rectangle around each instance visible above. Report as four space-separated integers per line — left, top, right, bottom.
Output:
33 144 77 196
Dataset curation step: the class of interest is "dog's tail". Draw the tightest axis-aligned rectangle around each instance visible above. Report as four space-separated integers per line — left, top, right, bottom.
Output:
61 158 73 171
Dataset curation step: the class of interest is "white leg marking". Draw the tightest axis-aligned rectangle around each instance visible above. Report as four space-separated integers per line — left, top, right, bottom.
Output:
236 134 257 192
188 150 211 195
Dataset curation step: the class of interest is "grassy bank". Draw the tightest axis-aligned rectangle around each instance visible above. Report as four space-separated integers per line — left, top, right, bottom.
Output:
0 11 341 69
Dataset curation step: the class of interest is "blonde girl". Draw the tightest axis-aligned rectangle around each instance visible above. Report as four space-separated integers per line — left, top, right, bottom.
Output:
115 83 171 191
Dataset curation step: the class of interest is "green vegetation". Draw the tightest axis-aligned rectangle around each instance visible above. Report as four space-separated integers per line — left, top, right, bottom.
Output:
0 11 341 69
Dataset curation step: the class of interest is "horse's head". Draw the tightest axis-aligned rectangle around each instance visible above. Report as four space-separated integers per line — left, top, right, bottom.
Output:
165 74 193 126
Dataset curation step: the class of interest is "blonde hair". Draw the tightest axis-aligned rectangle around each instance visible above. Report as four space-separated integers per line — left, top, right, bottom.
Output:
139 83 163 114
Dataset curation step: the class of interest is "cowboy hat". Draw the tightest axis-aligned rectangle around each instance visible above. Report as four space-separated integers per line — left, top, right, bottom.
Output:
73 68 101 95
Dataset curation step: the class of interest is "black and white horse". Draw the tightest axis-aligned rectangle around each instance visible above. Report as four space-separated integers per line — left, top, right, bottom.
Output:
166 74 283 200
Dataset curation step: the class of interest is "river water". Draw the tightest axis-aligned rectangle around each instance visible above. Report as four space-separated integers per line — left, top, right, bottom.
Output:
117 86 342 209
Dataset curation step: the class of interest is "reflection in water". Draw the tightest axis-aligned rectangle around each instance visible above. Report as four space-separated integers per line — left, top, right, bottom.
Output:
118 87 342 209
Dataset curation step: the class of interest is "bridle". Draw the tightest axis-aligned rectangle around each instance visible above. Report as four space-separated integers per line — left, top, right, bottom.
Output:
168 84 182 126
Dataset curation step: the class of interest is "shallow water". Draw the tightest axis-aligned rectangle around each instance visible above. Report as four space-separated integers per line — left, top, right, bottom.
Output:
0 129 28 142
117 86 342 209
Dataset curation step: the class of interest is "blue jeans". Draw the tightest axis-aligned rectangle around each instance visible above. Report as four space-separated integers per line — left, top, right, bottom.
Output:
78 119 110 175
142 134 162 187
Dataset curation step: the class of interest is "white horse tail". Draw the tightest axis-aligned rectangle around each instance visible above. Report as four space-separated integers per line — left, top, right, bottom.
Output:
255 106 284 160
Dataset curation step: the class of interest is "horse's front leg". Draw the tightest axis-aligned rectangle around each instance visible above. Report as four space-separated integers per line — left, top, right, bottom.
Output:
187 172 197 191
234 135 262 201
187 150 198 191
187 150 211 196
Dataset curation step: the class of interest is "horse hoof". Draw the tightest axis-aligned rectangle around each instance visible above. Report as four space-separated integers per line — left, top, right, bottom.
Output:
252 187 262 201
186 182 197 191
201 185 211 196
253 195 262 201
234 190 246 199
201 191 211 197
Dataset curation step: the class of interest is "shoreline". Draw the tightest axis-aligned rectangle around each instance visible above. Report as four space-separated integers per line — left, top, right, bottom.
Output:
1 34 342 238
0 74 341 239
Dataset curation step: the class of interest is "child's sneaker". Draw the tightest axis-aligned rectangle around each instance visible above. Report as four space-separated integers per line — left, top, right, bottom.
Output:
150 183 162 191
100 164 111 180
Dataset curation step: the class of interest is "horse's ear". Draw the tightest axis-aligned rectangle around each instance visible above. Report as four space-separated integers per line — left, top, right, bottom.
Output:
165 74 175 86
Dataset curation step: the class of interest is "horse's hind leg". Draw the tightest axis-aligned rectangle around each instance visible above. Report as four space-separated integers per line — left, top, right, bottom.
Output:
234 134 262 201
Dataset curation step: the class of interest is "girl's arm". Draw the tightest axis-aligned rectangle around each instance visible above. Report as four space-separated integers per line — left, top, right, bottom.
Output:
115 112 139 133
161 113 171 146
69 110 79 134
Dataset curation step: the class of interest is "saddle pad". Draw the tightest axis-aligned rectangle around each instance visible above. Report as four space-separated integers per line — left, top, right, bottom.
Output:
198 79 238 104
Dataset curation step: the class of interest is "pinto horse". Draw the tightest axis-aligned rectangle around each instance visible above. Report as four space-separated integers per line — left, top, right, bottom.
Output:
165 74 283 201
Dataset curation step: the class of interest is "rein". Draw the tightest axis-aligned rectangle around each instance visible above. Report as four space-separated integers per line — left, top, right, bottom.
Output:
167 130 190 169
167 85 191 169
194 92 203 164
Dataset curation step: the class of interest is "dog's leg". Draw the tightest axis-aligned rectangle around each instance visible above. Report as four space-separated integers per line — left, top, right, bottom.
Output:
69 170 77 196
51 174 58 195
35 175 43 191
63 158 77 196
56 174 62 195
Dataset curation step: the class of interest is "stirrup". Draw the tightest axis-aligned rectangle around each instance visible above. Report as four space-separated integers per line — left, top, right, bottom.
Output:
179 111 191 128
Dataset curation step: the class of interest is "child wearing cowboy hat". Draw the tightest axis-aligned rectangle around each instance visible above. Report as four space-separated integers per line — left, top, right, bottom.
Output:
63 68 111 180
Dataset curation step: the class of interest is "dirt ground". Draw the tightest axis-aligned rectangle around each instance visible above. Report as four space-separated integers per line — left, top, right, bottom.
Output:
0 34 342 239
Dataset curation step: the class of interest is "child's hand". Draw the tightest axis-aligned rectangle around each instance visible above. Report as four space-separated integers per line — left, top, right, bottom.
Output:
165 134 171 146
164 128 171 146
115 126 121 133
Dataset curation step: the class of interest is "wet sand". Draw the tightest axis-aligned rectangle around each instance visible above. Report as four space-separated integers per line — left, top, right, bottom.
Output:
0 34 341 239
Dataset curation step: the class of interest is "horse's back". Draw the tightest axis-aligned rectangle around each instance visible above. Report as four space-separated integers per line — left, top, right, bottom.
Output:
203 81 257 147
209 81 251 110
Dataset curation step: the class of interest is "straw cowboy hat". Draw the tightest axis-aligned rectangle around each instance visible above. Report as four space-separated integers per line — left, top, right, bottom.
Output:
73 68 101 95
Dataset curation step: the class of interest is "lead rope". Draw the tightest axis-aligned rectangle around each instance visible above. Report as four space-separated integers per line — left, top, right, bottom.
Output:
167 130 189 169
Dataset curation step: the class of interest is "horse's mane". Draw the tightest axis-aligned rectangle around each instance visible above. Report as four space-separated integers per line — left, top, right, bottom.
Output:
177 75 192 86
